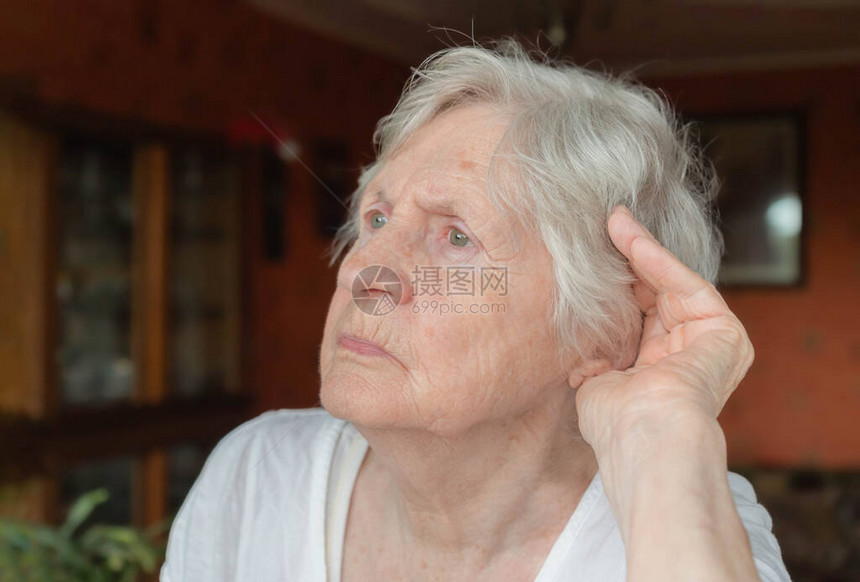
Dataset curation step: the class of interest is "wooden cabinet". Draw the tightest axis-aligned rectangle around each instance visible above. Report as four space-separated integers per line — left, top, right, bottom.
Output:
0 110 259 528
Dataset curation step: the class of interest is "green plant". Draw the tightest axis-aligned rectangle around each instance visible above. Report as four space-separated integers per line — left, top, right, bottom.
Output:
0 489 169 582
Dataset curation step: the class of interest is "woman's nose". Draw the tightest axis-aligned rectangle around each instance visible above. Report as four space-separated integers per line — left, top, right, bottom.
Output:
336 226 416 309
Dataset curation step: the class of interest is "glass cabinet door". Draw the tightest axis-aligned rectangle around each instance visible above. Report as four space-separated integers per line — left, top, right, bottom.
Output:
168 146 242 399
56 137 136 407
55 138 244 405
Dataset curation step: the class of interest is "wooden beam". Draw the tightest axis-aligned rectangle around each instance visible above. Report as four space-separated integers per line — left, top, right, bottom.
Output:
130 143 170 527
132 144 170 406
0 112 57 419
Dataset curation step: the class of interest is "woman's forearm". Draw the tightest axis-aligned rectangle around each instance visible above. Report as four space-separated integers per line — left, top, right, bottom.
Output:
596 416 760 582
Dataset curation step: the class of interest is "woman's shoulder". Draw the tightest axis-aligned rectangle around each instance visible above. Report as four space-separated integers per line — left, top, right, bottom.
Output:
198 407 347 486
216 407 344 452
224 406 343 440
161 408 345 581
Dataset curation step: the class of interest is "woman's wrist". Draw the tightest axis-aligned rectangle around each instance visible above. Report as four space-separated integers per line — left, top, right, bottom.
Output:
598 414 727 528
592 407 724 472
594 416 759 581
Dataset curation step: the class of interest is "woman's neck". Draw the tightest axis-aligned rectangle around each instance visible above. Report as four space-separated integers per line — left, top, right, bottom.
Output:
351 390 598 571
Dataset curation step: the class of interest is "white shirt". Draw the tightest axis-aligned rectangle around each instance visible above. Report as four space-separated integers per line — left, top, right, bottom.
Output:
160 408 791 581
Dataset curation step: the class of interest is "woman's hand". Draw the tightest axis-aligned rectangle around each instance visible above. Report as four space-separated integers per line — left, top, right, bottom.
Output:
576 205 754 455
575 205 760 582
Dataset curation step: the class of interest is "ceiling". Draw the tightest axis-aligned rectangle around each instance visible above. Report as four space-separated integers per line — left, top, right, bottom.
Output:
247 0 860 76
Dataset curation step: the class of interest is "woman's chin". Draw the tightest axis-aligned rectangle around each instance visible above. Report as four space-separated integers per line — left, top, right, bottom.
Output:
319 379 477 439
319 371 402 427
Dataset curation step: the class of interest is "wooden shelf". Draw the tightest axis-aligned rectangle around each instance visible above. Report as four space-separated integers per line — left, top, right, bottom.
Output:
0 394 253 484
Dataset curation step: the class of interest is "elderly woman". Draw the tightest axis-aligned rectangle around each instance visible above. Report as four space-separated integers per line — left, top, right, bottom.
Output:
161 41 790 581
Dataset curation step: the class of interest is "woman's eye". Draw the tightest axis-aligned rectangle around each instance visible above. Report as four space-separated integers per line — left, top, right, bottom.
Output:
448 228 472 247
369 210 388 229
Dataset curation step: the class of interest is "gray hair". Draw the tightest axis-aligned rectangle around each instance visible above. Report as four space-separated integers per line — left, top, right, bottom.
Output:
329 39 723 371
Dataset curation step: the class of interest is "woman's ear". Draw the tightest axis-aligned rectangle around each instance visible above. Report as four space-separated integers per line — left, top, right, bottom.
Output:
567 358 612 389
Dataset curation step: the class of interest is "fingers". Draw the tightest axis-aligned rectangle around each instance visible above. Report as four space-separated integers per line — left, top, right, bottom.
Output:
607 205 656 258
608 206 728 325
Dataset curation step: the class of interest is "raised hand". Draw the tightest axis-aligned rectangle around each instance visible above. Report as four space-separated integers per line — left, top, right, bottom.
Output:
576 205 754 454
575 206 761 582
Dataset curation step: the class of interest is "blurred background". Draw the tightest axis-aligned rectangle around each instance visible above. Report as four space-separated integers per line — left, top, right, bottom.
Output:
0 0 857 580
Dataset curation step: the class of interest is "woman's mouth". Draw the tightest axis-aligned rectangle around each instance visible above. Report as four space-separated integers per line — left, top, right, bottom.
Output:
337 334 400 364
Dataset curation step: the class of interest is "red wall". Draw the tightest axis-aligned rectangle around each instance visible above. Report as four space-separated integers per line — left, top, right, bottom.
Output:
651 66 860 468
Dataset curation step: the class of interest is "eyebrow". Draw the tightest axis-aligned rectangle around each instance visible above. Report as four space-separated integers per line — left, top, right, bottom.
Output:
365 189 478 221
365 189 388 206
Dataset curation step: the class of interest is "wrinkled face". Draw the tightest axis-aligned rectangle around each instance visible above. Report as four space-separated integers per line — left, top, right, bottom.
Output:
319 105 570 436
